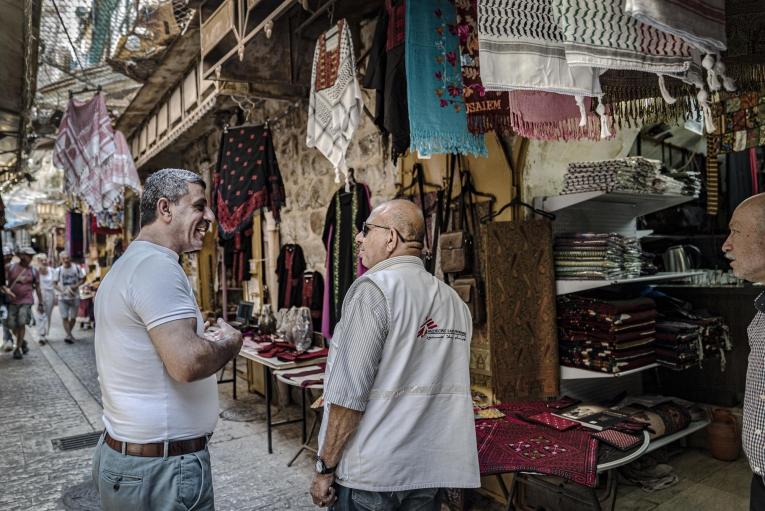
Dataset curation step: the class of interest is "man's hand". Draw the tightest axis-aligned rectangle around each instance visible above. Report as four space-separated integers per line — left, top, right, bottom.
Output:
205 318 243 352
310 474 336 508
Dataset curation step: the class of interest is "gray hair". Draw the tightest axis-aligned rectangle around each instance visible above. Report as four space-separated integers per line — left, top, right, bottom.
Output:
140 168 206 227
59 250 70 259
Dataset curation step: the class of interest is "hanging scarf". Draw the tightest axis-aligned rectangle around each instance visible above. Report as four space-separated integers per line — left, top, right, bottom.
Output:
552 0 693 76
405 0 486 157
623 0 726 55
476 0 601 97
53 93 115 212
454 0 511 134
306 19 363 184
100 130 141 214
508 91 614 141
216 124 286 238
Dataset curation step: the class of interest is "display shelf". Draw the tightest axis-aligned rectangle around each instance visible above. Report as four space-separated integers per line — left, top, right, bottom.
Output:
556 271 703 295
541 191 695 216
645 420 710 453
561 363 659 380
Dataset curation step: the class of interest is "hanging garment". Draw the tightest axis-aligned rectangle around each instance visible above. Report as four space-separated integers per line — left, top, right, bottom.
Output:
101 130 141 213
405 0 486 157
508 91 613 141
321 183 372 337
623 0 726 54
216 124 286 238
363 1 411 163
53 93 115 212
307 19 364 184
455 0 511 134
301 271 325 333
221 231 253 285
476 0 601 97
486 220 559 401
66 211 84 260
276 244 306 310
551 0 693 75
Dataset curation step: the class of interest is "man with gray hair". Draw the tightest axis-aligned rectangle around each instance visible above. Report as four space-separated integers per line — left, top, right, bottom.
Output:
310 199 479 509
55 250 85 343
92 168 242 510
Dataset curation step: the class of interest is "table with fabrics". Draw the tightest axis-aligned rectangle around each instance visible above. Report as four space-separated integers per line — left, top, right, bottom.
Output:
239 336 328 454
475 401 653 511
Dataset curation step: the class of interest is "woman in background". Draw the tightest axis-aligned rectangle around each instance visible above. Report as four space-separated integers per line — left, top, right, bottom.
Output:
32 253 57 345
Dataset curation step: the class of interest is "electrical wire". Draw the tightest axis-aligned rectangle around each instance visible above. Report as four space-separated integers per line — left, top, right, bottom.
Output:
50 0 87 73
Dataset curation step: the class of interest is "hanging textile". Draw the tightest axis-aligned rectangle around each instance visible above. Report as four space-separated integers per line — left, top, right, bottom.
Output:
301 271 325 332
623 0 726 55
454 0 511 134
486 220 559 401
101 130 141 213
363 0 410 163
476 0 601 97
53 93 115 212
508 91 613 141
66 211 84 260
321 183 372 338
405 0 486 157
723 1 765 92
90 214 122 235
221 231 253 285
276 244 306 310
307 19 363 184
216 124 286 238
551 0 693 75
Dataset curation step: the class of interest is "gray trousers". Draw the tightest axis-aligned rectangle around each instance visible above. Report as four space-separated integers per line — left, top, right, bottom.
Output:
332 485 441 511
91 433 215 510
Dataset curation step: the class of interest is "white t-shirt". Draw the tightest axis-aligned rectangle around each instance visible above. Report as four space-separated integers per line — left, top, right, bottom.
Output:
57 264 85 300
39 267 59 294
94 240 218 443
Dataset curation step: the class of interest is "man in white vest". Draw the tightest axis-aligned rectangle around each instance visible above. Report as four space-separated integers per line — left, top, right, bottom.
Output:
310 199 479 510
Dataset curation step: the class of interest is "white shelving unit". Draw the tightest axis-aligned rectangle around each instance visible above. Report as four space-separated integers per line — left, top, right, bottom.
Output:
557 271 703 296
560 363 659 380
645 420 710 453
541 191 694 216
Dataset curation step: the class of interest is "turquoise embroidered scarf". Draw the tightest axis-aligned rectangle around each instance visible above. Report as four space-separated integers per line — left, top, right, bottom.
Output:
405 0 486 158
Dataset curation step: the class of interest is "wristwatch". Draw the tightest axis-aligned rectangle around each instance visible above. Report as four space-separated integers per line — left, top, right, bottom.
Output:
315 456 336 475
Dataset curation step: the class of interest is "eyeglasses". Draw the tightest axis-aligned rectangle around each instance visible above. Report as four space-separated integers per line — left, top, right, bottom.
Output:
361 222 418 243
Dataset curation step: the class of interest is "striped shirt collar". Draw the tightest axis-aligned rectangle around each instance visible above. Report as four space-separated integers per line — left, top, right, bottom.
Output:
756 292 765 314
366 255 424 274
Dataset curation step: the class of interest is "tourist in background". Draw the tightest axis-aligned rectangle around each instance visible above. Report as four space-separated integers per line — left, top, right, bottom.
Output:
2 245 14 352
33 253 58 345
2 247 43 359
56 251 85 344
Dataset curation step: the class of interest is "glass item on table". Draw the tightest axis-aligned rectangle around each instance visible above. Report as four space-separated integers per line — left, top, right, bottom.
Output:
275 307 290 339
292 307 313 353
258 304 277 335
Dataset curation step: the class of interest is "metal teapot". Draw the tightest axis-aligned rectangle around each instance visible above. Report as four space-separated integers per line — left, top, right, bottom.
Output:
662 244 702 273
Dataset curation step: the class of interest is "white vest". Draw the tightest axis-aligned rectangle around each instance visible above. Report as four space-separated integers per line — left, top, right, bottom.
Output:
326 257 480 491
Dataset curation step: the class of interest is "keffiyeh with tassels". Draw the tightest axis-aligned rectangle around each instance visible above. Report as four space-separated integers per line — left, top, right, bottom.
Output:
405 0 486 157
307 19 363 184
508 91 614 141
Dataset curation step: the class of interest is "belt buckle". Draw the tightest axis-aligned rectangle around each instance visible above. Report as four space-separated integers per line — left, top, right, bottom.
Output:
163 440 169 459
120 440 126 455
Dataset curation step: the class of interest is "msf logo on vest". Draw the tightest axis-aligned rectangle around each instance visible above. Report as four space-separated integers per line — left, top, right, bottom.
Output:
417 318 439 338
417 318 468 342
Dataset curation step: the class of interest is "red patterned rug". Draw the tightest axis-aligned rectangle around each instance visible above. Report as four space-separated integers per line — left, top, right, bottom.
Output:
476 402 599 487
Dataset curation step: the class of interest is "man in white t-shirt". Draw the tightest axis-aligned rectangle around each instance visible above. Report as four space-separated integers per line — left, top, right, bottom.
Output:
92 168 242 511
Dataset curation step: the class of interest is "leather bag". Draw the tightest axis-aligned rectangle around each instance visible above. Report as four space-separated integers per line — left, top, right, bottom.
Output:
440 231 472 274
452 275 486 325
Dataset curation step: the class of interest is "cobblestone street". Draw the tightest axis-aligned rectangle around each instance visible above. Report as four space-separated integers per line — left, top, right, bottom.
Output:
0 309 316 510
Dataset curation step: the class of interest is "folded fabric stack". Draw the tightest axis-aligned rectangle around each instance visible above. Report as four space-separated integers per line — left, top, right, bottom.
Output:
622 238 643 278
561 157 664 194
554 233 625 280
654 321 703 370
558 297 657 374
653 167 702 197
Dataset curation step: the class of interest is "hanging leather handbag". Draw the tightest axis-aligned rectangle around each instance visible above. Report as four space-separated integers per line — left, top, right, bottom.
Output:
452 275 486 325
439 155 473 274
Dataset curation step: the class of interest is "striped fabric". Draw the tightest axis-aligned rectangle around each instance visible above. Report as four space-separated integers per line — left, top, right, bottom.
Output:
706 134 719 214
476 0 601 97
624 0 726 54
322 274 389 412
551 0 693 75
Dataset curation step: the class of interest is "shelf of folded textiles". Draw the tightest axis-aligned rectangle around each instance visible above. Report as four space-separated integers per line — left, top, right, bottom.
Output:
644 419 711 453
560 363 659 380
556 271 704 295
540 191 695 216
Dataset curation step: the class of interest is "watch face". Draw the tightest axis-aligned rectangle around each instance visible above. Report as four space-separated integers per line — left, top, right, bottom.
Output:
315 459 324 473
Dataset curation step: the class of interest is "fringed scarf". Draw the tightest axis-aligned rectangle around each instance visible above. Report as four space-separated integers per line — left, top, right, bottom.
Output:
600 70 700 128
455 0 511 134
551 0 693 75
508 92 614 141
476 0 601 97
406 0 486 157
